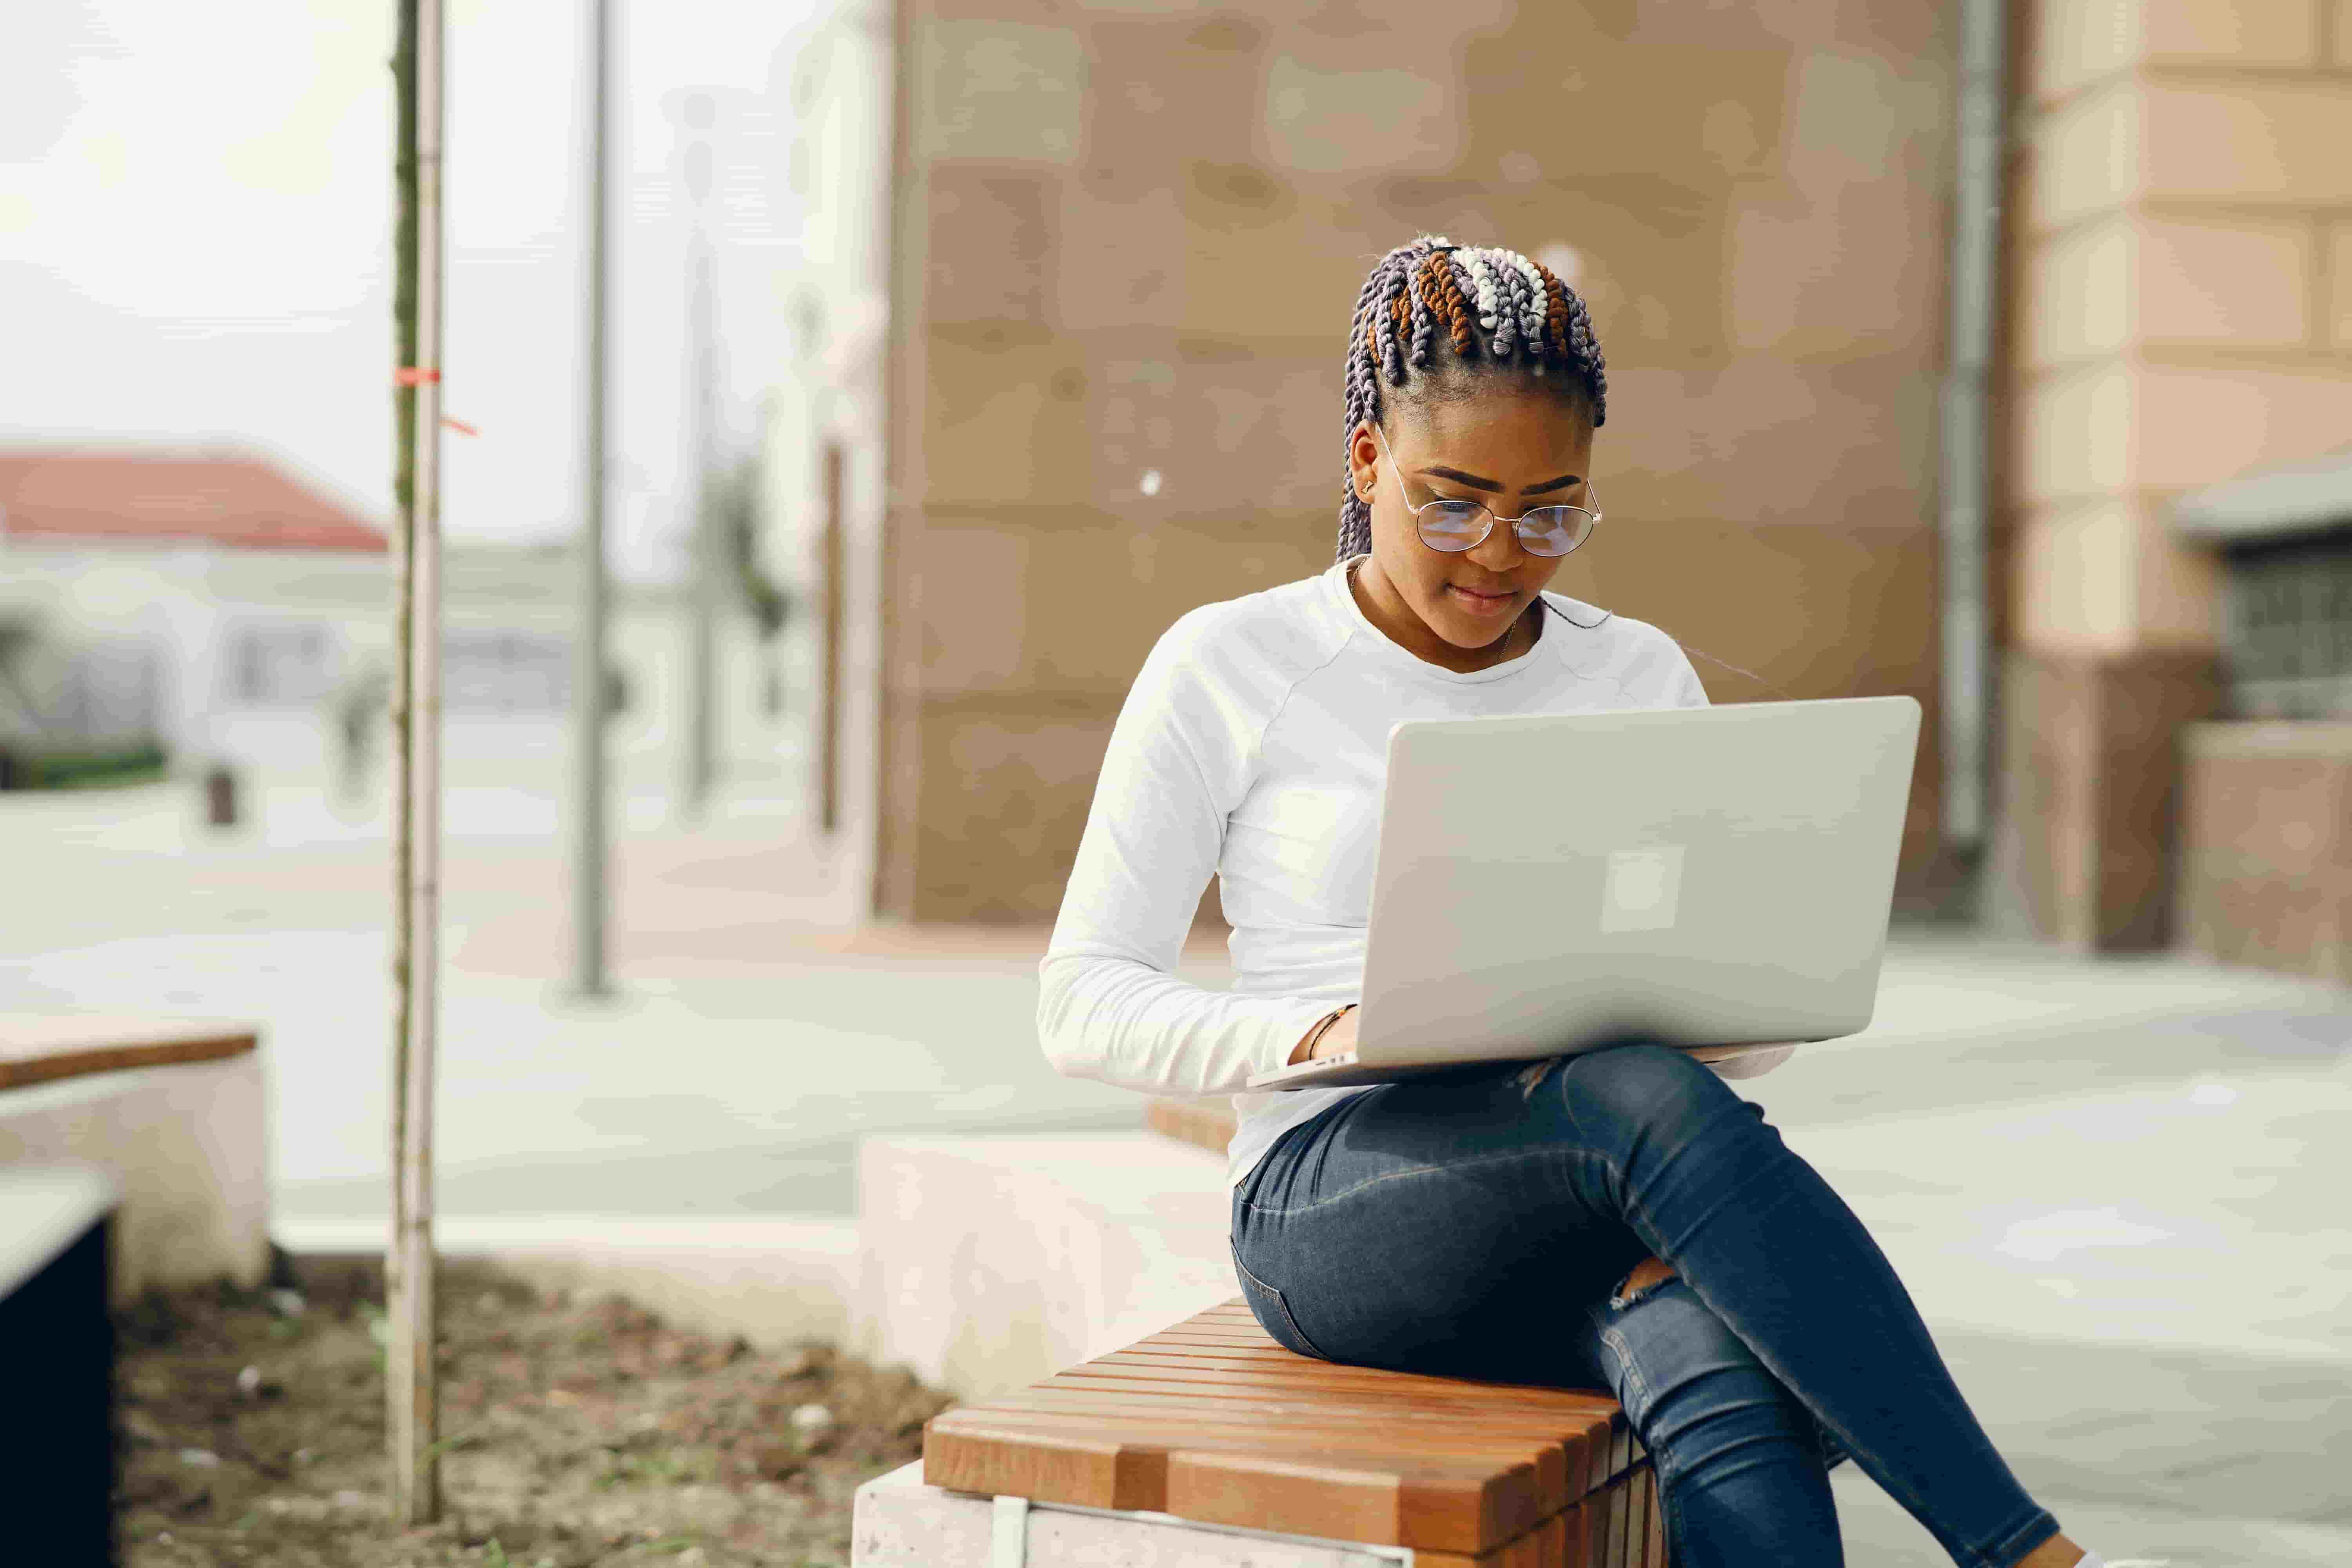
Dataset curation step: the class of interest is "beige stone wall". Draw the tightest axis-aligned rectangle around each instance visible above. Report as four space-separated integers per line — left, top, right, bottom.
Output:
884 1 1960 922
2011 0 2352 656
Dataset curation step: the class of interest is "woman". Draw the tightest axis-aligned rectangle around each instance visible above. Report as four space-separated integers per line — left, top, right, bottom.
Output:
1038 235 2103 1568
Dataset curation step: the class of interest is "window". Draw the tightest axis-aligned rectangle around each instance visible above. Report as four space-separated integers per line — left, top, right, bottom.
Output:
443 630 572 714
220 621 339 707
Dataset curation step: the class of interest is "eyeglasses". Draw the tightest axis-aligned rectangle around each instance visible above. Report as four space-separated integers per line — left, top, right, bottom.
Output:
1371 423 1601 558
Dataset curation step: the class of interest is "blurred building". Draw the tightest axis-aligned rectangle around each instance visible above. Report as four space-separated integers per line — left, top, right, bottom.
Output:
759 0 2352 982
0 445 786 808
1991 3 2352 980
0 446 385 775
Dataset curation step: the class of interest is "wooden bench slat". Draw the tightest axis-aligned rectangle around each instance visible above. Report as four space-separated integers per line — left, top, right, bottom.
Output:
0 1016 257 1092
929 1407 1541 1550
987 1388 1579 1512
1054 1367 1618 1477
1073 1359 1629 1426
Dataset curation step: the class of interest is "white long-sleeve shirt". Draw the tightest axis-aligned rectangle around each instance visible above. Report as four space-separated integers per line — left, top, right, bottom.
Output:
1038 554 1710 1185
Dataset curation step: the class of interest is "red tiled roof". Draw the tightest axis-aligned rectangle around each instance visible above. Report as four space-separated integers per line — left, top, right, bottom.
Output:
0 446 387 554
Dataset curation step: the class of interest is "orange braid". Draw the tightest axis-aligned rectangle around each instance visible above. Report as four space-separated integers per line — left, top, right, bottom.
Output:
1535 265 1573 361
1417 253 1475 357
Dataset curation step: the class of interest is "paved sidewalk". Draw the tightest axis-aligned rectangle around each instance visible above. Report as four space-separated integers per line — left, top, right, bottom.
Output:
5 782 2348 1562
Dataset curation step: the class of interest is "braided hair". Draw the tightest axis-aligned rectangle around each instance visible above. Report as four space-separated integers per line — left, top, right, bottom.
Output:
1336 235 1608 564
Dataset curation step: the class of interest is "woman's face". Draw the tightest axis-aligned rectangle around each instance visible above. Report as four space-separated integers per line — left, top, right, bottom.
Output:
1348 391 1597 665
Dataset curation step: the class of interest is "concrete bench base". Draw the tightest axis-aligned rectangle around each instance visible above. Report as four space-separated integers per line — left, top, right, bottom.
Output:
1 1053 267 1301
855 1132 1235 1398
854 1460 1412 1567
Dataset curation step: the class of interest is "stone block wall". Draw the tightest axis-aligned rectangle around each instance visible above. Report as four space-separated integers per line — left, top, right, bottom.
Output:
883 0 1960 922
1996 0 2352 950
2176 723 2352 980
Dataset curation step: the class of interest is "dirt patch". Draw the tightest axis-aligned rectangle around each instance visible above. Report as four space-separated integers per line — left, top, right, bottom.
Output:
114 1255 954 1566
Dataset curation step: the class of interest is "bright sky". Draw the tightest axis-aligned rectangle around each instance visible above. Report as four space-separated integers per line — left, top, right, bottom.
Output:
0 0 818 581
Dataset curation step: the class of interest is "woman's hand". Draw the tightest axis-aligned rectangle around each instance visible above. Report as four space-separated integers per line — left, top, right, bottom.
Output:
1289 1006 1361 1065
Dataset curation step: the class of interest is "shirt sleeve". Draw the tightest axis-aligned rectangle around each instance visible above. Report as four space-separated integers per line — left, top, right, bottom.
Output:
1672 642 1711 708
1036 610 1335 1096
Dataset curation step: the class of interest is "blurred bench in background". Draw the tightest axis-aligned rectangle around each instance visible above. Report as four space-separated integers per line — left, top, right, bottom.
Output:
0 1015 269 1301
1145 1096 1238 1158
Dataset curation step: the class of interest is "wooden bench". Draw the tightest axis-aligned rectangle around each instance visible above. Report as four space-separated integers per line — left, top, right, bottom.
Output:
0 1014 269 1300
915 1299 1666 1566
1144 1095 1240 1158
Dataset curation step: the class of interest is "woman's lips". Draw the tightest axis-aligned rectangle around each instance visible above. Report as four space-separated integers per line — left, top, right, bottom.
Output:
1447 585 1517 617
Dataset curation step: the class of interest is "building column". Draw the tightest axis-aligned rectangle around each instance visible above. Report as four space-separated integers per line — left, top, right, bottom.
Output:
1993 0 2352 949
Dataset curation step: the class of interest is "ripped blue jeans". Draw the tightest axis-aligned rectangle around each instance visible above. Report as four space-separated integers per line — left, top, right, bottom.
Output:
1229 1042 2064 1568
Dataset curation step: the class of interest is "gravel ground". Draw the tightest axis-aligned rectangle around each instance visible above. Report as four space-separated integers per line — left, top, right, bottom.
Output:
113 1256 952 1567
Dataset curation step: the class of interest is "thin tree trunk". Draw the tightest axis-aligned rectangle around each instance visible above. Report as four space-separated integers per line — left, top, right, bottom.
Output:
386 0 445 1524
386 0 417 1499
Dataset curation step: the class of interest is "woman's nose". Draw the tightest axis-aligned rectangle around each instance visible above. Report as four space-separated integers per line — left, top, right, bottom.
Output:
1467 518 1527 572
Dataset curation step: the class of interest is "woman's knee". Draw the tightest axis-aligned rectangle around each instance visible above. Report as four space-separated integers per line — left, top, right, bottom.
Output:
1594 1281 1828 1478
1555 1040 1746 1142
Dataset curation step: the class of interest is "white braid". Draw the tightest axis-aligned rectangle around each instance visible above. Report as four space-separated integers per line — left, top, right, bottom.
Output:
1459 248 1503 331
1509 252 1549 343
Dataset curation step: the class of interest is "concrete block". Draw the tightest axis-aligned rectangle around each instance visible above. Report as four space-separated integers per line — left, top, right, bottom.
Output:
851 1460 1408 1567
917 19 1084 166
2020 363 2132 506
2330 221 2352 348
2142 0 2321 65
2027 219 2133 363
1261 53 1460 178
2140 78 2352 204
2177 723 2352 982
2033 0 2322 102
912 522 1031 696
2032 0 2141 102
273 1213 860 1351
921 336 1092 507
0 1054 268 1302
2136 214 2312 348
927 167 1054 327
855 1132 1234 1398
2017 501 2136 651
2135 359 2352 494
2029 82 2139 227
1052 182 1187 333
2018 355 2352 519
2031 212 2314 363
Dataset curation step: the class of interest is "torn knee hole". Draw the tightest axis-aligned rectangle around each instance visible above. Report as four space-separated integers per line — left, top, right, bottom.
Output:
1612 1258 1677 1307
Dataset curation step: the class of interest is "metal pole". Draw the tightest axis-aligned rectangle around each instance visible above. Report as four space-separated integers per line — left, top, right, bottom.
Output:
572 0 614 996
389 0 447 1524
680 93 719 822
1938 0 2007 857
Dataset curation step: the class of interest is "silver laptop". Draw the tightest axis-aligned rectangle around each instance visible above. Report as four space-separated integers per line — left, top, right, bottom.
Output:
1247 697 1921 1091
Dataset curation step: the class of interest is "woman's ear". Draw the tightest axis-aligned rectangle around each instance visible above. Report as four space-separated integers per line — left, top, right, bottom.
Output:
1350 421 1379 502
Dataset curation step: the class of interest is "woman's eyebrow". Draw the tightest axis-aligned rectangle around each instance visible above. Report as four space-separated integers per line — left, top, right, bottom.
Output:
1417 465 1583 495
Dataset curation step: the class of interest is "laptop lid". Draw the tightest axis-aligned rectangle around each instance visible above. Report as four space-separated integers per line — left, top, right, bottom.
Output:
1352 697 1920 1070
